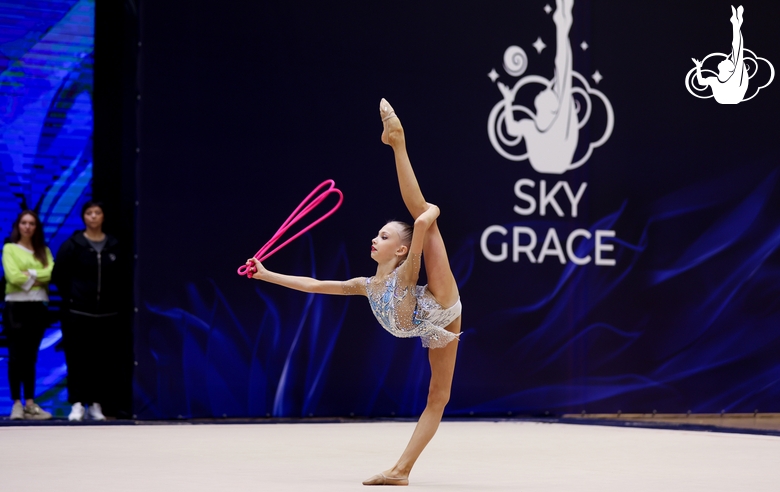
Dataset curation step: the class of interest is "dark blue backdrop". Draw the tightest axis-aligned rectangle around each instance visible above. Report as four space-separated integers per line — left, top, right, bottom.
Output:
134 0 780 418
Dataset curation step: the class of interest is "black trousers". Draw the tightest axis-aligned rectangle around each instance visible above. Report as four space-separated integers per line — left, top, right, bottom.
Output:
3 302 48 401
61 312 120 405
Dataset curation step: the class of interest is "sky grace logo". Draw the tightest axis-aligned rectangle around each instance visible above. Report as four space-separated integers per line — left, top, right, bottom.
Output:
486 0 614 175
685 5 774 104
481 0 617 268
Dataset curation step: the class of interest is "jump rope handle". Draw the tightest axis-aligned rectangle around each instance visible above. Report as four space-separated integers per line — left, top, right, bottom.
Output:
239 261 257 279
237 180 344 278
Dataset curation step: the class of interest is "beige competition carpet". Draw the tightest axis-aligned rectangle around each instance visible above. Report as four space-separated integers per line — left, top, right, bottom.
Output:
1 421 778 491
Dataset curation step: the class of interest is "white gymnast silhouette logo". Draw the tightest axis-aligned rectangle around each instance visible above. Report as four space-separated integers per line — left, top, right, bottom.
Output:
686 5 774 104
487 0 614 175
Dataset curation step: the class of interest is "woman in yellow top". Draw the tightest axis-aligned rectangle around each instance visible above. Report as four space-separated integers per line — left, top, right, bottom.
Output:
2 210 54 420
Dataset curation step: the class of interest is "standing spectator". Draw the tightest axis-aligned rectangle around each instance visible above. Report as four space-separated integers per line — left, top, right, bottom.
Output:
52 201 122 421
2 210 54 420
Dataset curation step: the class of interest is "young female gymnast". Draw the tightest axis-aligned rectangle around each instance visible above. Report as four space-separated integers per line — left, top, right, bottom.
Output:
246 98 462 486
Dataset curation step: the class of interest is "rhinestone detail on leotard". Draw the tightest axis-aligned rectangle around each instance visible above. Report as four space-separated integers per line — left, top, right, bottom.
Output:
362 254 461 349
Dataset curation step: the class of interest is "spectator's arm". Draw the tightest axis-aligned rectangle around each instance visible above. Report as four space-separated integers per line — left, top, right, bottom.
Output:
34 247 55 283
2 245 32 287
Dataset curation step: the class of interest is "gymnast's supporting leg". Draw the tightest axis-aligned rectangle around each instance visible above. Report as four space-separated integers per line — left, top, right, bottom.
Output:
363 321 461 486
364 100 462 486
383 319 461 479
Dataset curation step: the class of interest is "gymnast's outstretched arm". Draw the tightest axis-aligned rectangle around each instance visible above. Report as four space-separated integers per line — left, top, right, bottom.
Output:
246 258 364 296
692 58 711 87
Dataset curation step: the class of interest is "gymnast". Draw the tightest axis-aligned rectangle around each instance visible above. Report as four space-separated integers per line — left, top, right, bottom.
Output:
498 0 578 174
246 98 462 486
692 5 748 104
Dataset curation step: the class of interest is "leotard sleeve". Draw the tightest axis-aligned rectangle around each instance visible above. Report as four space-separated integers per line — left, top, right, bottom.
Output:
341 277 368 296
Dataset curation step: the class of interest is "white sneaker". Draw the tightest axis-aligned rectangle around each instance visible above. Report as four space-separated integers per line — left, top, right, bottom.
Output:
68 402 85 422
88 402 106 421
9 401 24 420
23 402 52 420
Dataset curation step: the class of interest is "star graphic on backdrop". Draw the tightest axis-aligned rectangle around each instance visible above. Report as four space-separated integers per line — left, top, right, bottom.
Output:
580 41 589 51
532 37 547 54
487 68 499 82
544 4 552 14
592 70 603 84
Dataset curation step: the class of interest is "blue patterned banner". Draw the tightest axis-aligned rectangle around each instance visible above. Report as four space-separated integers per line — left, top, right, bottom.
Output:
0 0 94 417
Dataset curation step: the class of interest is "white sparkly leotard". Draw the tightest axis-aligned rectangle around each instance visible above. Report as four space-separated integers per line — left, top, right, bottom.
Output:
342 254 462 349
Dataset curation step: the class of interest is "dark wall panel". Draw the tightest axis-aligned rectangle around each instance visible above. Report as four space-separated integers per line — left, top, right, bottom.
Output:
135 0 780 418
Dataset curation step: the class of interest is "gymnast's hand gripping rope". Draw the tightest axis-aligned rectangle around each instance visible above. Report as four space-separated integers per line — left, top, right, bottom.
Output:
237 180 343 278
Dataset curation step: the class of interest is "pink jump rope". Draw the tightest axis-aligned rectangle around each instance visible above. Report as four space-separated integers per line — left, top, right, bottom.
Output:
237 180 343 278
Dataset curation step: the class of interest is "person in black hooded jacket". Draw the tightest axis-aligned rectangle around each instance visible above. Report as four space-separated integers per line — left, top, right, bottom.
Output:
52 201 124 421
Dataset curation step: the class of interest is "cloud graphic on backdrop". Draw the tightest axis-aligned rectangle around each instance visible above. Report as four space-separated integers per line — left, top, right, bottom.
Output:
686 5 774 104
487 0 614 174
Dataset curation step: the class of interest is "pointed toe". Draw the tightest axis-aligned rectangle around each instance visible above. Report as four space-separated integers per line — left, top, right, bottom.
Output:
362 472 408 486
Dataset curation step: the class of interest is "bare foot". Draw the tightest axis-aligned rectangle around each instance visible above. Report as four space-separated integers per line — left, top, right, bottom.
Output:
379 98 404 147
362 471 409 486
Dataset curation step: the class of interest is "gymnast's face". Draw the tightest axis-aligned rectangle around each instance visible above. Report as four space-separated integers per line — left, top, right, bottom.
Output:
370 223 407 264
717 59 735 81
534 89 558 130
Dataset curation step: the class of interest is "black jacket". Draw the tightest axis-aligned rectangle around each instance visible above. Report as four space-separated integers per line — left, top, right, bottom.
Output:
52 231 124 315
